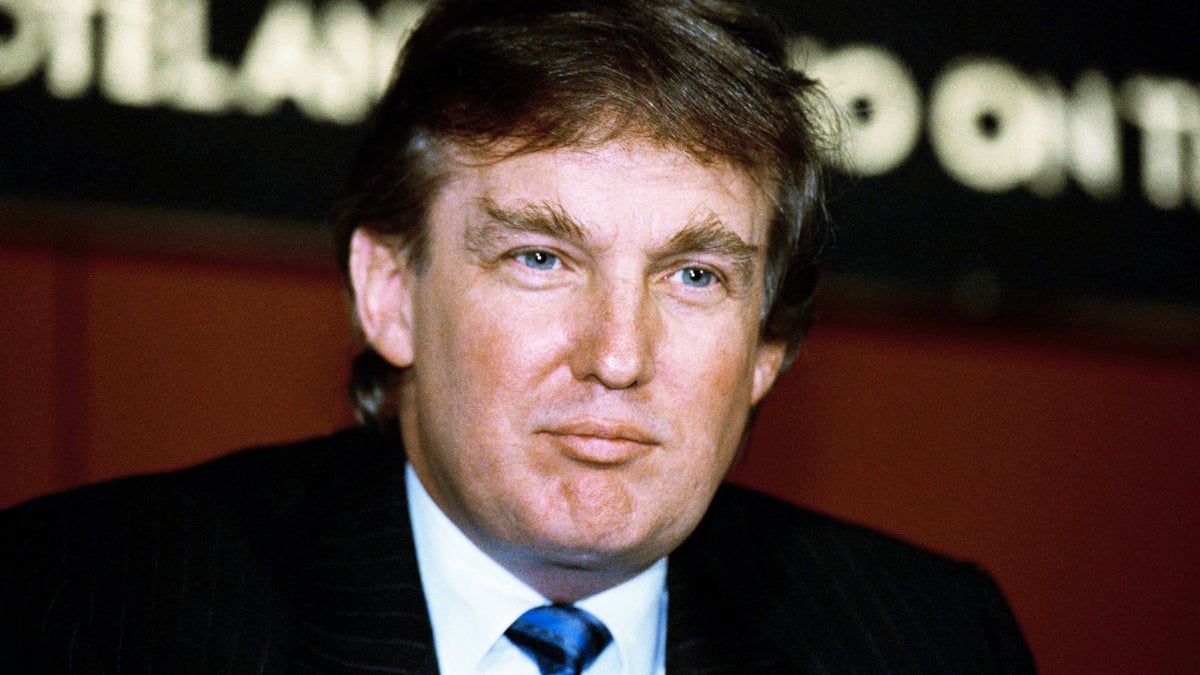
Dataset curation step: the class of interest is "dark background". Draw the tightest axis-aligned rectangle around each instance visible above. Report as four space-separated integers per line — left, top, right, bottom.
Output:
2 0 1197 319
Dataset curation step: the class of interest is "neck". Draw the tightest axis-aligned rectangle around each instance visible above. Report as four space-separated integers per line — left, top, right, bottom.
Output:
494 552 645 603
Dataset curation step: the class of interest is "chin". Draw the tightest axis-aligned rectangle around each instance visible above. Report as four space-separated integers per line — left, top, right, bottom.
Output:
532 522 675 570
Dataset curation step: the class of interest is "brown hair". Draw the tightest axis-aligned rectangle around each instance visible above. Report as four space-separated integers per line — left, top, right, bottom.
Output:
333 0 831 434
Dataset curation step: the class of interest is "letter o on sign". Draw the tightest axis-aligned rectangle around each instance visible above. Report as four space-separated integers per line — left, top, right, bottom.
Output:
929 58 1049 192
0 0 43 88
809 44 923 176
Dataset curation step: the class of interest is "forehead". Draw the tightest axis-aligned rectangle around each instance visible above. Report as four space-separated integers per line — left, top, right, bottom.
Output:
432 140 774 245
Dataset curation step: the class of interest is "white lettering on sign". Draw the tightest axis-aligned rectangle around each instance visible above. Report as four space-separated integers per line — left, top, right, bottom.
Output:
0 2 1197 212
796 36 1198 212
100 0 155 106
0 0 41 88
793 39 922 176
928 58 1047 193
48 0 95 98
0 0 425 121
1122 75 1200 210
1032 70 1122 201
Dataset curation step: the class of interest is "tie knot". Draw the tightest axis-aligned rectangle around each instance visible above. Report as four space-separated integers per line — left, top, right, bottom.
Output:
505 603 613 675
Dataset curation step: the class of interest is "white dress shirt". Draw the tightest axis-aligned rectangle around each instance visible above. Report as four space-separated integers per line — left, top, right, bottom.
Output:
406 465 668 675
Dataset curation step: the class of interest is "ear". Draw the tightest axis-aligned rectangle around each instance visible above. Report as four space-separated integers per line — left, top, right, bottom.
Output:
750 340 787 405
349 229 415 368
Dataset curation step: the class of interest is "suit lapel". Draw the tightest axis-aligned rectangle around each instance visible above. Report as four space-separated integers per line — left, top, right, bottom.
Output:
285 433 438 674
664 498 792 674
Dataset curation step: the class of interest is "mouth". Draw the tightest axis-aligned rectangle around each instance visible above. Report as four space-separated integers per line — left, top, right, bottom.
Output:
540 419 660 465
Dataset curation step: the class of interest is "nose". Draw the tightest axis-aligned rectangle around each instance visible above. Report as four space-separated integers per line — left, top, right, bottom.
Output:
569 279 658 389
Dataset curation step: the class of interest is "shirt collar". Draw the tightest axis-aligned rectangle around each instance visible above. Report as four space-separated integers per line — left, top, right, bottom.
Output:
406 463 666 674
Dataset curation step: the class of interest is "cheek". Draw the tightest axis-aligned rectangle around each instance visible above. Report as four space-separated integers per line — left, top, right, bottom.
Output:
425 284 569 412
660 321 759 456
468 293 565 371
666 317 759 401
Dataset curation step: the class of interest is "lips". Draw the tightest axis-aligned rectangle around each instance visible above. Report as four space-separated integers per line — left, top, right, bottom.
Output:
540 419 660 464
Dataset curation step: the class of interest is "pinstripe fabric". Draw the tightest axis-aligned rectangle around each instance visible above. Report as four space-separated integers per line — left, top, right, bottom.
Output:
665 488 1035 673
0 430 436 674
1 429 1033 673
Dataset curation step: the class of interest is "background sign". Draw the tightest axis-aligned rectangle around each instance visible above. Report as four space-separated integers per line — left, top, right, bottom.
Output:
1 0 1197 316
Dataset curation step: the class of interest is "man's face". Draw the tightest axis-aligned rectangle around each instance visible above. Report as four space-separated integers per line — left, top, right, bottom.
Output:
354 139 785 591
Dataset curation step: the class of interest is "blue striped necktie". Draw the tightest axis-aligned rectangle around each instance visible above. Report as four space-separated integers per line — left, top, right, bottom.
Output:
505 603 614 675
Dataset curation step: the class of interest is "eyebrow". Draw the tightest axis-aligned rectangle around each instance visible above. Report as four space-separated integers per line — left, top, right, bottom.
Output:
465 199 760 287
661 214 760 289
464 199 589 253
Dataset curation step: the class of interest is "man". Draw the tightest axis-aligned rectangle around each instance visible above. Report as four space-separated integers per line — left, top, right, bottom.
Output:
1 0 1034 672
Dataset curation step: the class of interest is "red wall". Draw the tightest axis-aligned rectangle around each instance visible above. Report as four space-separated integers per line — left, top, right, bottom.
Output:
2 241 1197 673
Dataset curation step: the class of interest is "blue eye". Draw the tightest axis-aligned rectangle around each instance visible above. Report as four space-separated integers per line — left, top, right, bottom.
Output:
517 250 559 271
677 267 715 288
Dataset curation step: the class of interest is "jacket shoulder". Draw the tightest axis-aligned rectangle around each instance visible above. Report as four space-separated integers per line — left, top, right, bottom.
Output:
672 483 1035 672
0 428 395 672
701 483 966 573
2 428 383 535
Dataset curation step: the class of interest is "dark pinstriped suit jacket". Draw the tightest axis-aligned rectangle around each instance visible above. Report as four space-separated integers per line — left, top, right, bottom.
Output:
1 429 1034 673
